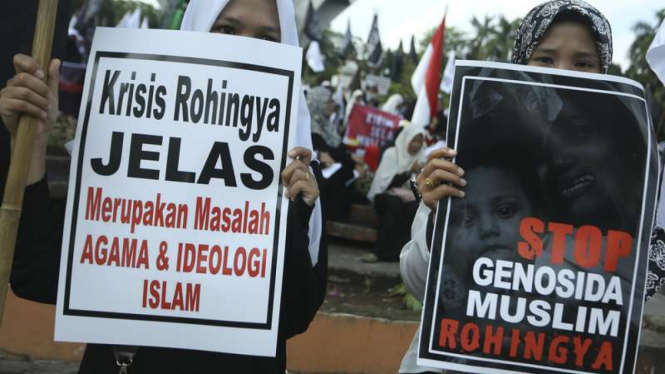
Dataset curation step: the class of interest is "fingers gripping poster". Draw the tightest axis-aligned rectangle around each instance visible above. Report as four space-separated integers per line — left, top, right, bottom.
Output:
418 61 659 374
55 28 302 357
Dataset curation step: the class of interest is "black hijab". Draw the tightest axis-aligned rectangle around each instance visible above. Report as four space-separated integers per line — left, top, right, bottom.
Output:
511 0 613 74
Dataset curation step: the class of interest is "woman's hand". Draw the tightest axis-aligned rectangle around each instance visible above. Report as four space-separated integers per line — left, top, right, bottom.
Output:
320 151 334 168
0 54 60 184
281 147 319 207
416 147 466 210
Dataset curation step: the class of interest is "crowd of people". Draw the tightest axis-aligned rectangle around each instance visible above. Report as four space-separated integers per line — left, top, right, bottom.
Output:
303 81 448 263
0 0 664 373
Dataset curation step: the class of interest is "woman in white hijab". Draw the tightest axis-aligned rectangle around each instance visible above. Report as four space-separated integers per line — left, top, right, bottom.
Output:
180 0 324 272
1 0 326 373
365 122 425 262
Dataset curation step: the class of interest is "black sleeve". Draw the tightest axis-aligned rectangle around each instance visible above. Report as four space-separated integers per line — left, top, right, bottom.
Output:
328 144 352 167
10 176 61 304
387 172 411 190
312 134 353 166
278 161 327 340
311 133 330 154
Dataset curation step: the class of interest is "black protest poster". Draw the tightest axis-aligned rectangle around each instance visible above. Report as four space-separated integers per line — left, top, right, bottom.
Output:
418 61 659 374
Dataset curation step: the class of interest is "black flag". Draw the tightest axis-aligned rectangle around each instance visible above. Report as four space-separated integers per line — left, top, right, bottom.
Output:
391 40 404 82
409 35 419 63
366 14 382 67
341 19 353 57
304 0 322 41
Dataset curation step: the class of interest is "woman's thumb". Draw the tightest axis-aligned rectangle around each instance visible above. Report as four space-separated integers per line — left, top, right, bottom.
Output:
47 58 61 93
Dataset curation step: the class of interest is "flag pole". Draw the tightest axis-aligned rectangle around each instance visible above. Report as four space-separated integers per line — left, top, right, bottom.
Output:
0 0 59 326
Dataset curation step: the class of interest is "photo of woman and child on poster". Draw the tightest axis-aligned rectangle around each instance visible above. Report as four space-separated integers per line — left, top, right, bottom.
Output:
420 63 659 374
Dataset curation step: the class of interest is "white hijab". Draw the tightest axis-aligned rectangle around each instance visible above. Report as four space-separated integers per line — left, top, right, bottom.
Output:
181 0 313 151
381 94 404 115
181 0 322 266
368 123 426 201
344 89 364 124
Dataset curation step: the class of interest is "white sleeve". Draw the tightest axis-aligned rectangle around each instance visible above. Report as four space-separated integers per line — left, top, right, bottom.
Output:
399 202 432 302
308 197 322 267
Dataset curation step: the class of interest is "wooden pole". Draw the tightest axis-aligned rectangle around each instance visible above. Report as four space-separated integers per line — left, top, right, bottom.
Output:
0 0 59 326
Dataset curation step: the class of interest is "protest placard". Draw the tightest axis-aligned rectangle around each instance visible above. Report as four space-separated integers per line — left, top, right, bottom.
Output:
55 27 302 357
363 74 391 96
344 104 401 148
418 61 659 374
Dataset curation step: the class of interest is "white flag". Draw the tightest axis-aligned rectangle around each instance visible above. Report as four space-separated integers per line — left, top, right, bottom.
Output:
306 41 325 73
116 12 131 28
117 8 142 28
411 85 431 126
647 18 665 85
127 8 142 28
440 51 455 94
333 80 345 120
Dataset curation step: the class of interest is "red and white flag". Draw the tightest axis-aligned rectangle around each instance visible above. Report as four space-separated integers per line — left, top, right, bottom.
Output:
411 13 446 126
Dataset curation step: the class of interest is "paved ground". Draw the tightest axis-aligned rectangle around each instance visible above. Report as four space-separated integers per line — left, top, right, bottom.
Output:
328 239 400 279
0 350 77 374
2 241 665 373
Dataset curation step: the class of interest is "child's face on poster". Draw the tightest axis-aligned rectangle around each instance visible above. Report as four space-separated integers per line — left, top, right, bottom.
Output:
448 166 536 272
210 0 281 43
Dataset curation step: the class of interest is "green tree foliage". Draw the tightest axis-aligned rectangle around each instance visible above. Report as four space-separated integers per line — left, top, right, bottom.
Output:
417 15 520 62
401 15 521 112
388 58 417 104
72 0 160 28
465 15 521 61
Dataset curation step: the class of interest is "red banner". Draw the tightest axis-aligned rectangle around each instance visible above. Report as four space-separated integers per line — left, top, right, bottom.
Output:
344 104 401 148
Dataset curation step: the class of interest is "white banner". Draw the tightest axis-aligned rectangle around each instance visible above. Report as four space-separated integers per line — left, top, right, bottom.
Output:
55 27 302 357
363 74 391 96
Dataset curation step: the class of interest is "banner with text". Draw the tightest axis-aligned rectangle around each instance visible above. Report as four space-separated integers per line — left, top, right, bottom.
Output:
418 61 659 374
363 74 391 96
344 104 401 148
55 27 302 357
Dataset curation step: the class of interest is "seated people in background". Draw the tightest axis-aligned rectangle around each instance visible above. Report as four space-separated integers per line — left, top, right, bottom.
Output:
364 123 425 263
308 86 358 220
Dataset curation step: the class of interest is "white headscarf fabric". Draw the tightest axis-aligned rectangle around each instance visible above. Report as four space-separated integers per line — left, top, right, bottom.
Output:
344 89 364 124
181 0 313 151
381 94 404 115
181 0 321 266
367 123 426 201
